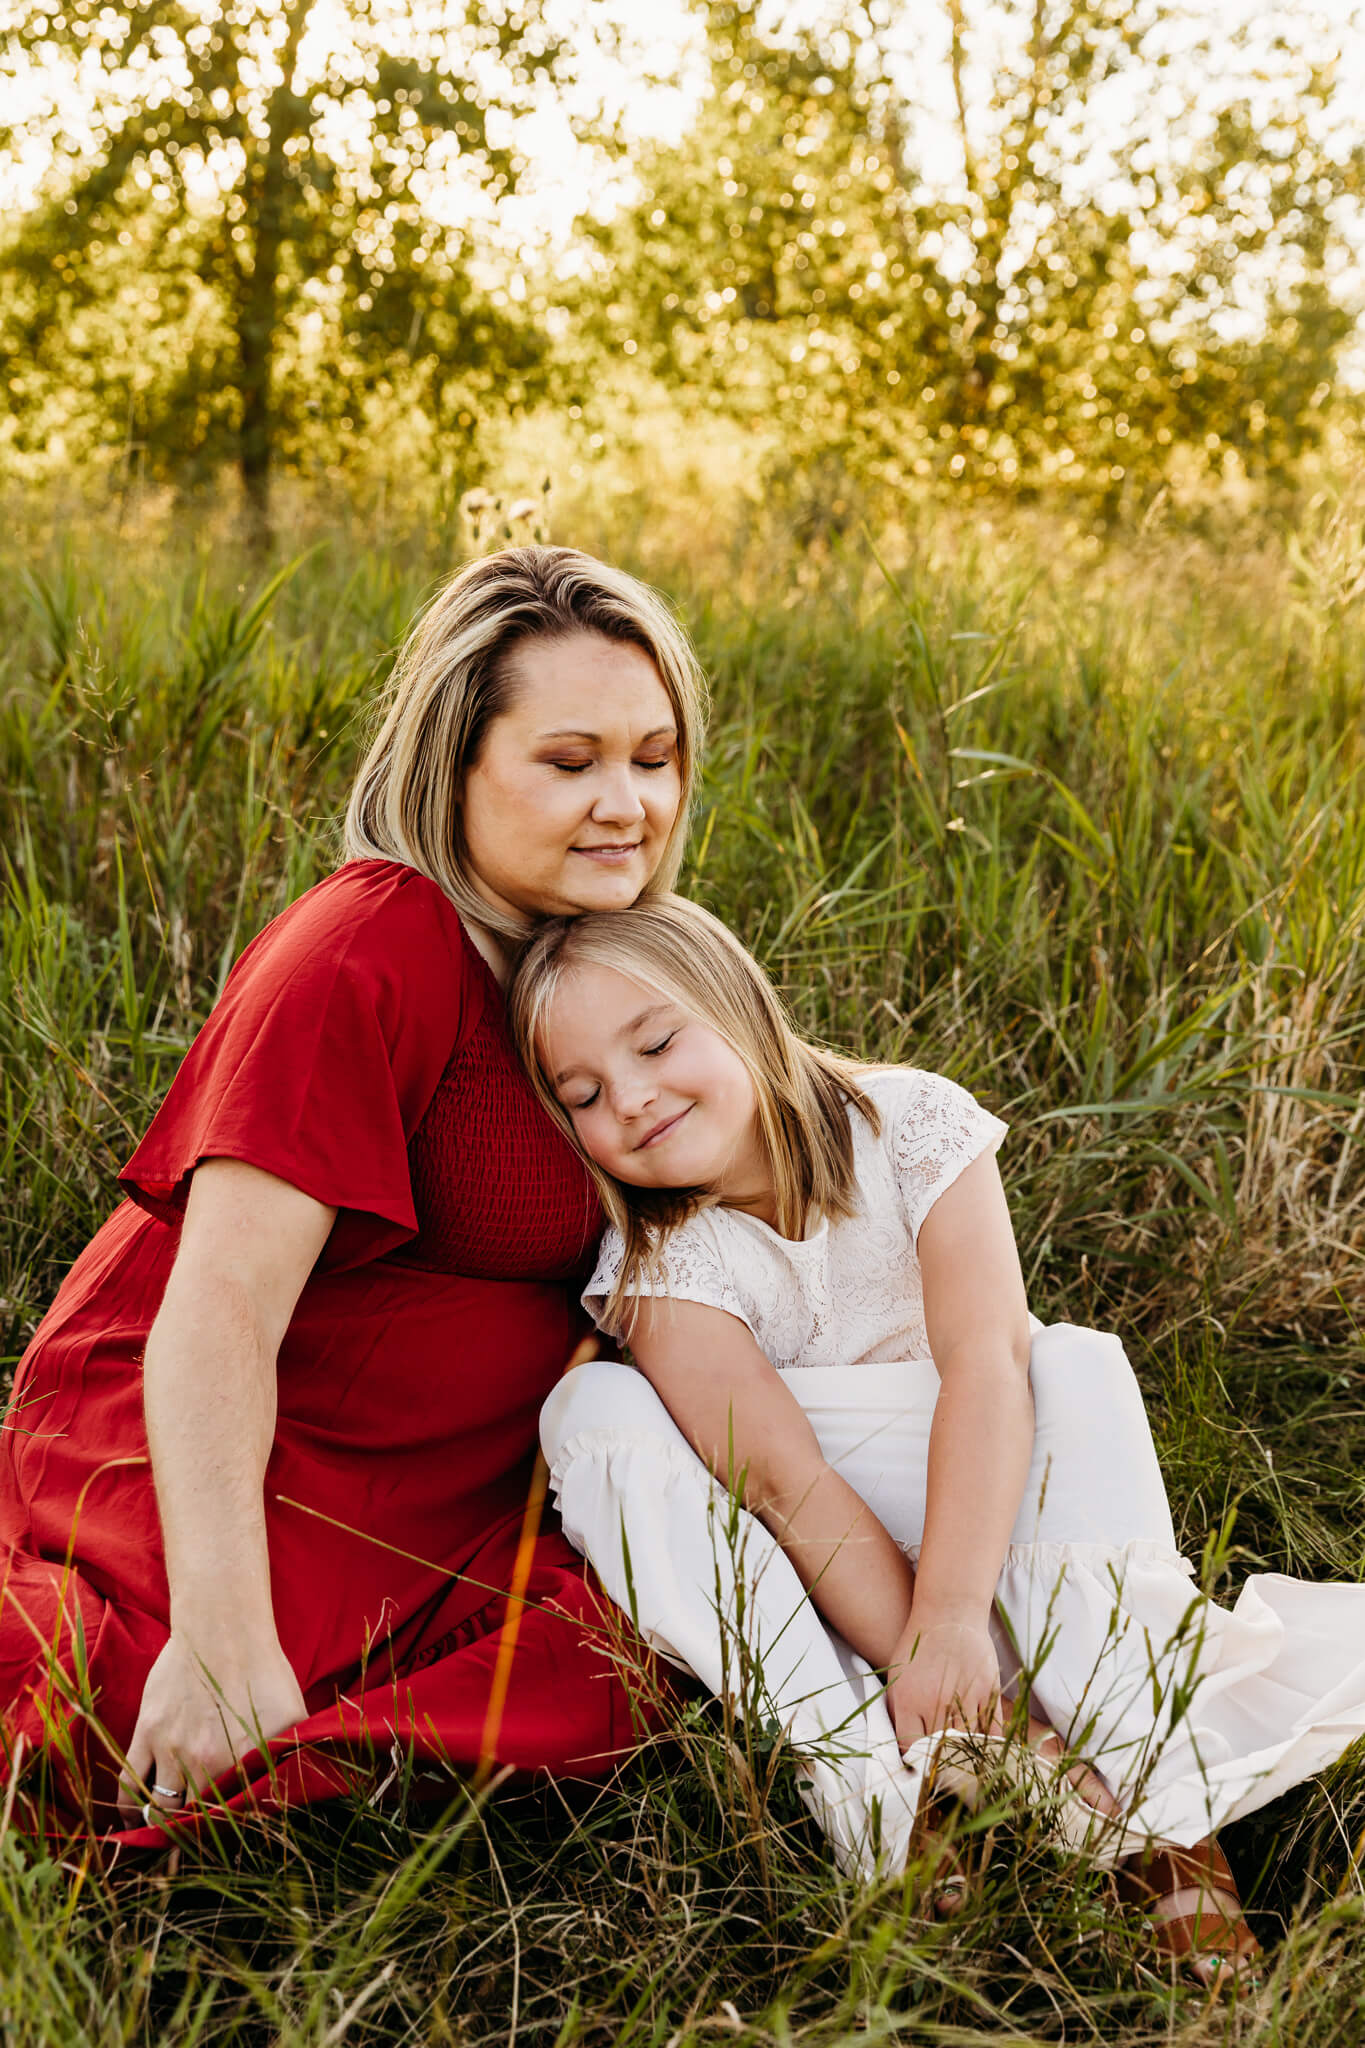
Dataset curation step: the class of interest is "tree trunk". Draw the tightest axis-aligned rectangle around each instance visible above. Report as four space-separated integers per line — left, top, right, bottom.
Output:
239 236 276 548
236 0 312 547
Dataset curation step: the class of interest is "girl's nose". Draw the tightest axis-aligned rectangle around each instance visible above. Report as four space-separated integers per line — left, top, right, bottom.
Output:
612 1075 658 1122
590 765 647 827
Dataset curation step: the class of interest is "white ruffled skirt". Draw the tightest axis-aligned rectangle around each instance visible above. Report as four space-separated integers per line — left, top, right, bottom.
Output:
542 1325 1365 1877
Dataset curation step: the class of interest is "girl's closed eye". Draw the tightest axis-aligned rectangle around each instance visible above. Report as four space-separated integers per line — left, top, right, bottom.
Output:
530 957 764 1197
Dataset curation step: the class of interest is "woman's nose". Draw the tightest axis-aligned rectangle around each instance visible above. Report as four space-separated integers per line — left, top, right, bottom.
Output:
590 765 647 827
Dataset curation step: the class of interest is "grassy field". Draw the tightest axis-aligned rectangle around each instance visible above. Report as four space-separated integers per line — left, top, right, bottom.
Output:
0 482 1362 2044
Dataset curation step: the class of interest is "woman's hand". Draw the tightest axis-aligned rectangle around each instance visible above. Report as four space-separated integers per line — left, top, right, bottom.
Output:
887 1617 1003 1749
117 1626 307 1820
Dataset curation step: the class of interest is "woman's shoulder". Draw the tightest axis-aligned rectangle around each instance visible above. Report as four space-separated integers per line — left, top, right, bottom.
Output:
120 861 487 1242
237 859 485 1006
260 858 470 955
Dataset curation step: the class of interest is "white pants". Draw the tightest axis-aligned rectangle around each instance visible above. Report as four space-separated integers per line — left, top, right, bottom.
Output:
542 1328 1365 1876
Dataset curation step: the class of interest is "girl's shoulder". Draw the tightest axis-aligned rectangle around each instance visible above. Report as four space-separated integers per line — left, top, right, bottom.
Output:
583 1205 752 1339
850 1061 1001 1126
847 1065 1009 1243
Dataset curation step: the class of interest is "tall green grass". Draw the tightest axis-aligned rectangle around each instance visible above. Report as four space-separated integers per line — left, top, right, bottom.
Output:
0 489 1362 2043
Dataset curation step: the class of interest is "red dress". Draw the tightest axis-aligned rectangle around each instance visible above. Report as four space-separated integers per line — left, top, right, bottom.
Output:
0 860 653 1841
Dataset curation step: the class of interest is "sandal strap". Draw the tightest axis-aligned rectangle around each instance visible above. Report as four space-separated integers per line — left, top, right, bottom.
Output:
912 1789 974 1919
1119 1839 1261 1986
1145 1883 1245 1933
1151 1908 1262 1965
1118 1839 1238 1907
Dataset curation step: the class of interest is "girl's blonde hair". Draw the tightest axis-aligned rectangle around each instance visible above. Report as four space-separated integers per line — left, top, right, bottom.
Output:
344 546 709 938
508 894 880 1332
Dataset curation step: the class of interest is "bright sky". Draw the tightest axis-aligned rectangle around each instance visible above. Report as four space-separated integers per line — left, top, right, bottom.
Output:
503 0 1365 247
4 0 1364 284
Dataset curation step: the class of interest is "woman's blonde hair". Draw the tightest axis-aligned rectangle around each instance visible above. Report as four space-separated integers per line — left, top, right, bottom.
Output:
344 546 709 938
508 894 880 1332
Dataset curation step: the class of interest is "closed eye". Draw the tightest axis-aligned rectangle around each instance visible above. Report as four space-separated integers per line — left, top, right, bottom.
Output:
550 757 674 774
641 1032 677 1057
565 1088 600 1111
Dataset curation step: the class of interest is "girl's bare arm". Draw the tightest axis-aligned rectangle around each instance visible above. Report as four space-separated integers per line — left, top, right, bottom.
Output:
627 1298 916 1667
886 1148 1034 1741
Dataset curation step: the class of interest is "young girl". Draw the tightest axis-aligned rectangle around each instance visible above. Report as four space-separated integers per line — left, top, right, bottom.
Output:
509 895 1365 1988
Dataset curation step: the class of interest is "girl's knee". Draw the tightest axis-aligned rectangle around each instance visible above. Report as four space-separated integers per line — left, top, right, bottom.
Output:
1029 1323 1148 1429
1021 1323 1176 1551
539 1359 689 1463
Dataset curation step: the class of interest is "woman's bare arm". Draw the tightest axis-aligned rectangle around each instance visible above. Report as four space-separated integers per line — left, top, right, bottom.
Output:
117 1157 336 1814
627 1297 916 1668
885 1148 1034 1743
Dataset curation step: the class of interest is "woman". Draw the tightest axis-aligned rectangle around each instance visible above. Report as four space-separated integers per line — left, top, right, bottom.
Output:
0 545 706 1840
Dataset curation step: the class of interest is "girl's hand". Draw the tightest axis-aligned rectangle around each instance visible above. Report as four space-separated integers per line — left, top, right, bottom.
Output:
887 1618 1003 1749
117 1627 307 1821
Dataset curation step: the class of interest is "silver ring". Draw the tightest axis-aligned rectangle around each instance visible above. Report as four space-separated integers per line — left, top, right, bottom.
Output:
152 1783 185 1801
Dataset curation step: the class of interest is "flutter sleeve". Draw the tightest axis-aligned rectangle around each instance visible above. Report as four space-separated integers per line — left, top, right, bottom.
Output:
582 1214 755 1340
119 860 477 1271
887 1068 1009 1245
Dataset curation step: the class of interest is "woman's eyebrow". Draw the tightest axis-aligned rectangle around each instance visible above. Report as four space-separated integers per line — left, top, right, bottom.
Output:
536 725 678 743
553 1003 674 1085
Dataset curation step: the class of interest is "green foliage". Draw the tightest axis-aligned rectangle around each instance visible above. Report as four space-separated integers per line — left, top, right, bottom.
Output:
583 0 1365 507
0 492 1363 2035
0 1755 1349 2046
0 0 570 524
4 2 1364 522
3 1 1364 519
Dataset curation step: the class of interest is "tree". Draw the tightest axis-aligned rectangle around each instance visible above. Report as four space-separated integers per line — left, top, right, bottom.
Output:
579 0 1364 508
0 0 574 533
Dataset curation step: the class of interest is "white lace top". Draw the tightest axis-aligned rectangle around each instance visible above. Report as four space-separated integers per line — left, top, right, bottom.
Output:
582 1067 1008 1370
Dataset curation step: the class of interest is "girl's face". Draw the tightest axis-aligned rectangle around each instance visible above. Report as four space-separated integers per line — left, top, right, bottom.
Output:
542 962 771 1206
460 631 682 921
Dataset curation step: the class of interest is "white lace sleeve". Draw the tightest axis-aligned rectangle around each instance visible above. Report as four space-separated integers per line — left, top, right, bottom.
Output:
581 1215 754 1338
888 1069 1008 1244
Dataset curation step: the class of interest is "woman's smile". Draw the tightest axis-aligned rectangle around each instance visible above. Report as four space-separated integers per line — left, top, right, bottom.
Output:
573 841 644 865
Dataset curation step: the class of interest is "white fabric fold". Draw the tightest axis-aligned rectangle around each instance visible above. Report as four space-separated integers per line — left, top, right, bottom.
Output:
542 1327 1365 1873
543 1365 928 1878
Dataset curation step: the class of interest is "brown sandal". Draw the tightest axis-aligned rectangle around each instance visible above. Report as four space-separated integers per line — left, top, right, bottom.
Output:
1117 1836 1263 1993
912 1789 974 1919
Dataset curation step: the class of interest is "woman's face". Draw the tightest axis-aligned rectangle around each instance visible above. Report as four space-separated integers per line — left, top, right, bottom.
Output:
461 631 682 921
541 961 769 1206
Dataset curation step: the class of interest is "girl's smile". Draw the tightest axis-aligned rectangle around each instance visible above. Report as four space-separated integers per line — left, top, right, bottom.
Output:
636 1105 692 1149
542 962 773 1210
